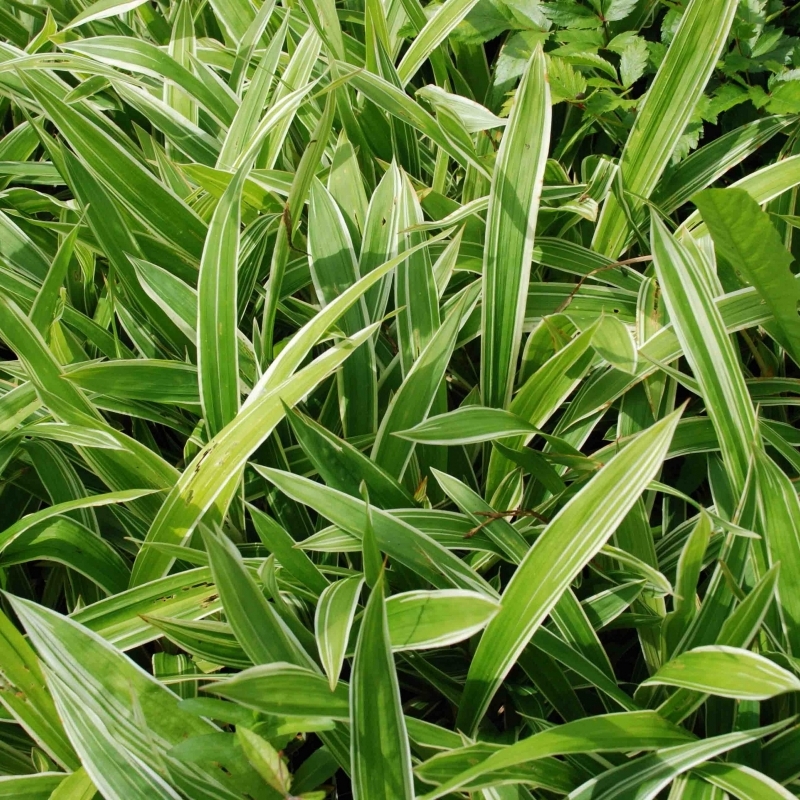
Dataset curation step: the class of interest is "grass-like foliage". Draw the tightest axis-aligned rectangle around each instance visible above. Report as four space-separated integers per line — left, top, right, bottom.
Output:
2 0 800 797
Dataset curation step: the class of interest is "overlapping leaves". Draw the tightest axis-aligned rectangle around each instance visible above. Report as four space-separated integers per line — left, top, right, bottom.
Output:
0 0 800 797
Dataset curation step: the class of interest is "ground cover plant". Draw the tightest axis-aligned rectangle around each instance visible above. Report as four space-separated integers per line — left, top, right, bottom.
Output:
2 0 800 796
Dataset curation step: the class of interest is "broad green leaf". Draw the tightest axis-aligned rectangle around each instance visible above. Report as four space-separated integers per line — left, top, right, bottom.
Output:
481 45 551 409
29 221 79 334
395 407 540 445
411 195 489 234
132 324 387 584
64 0 149 29
285 405 413 509
643 646 800 699
362 499 381 587
0 516 129 594
592 314 637 374
431 226 463 297
673 513 712 618
0 382 40 433
600 544 672 595
457 408 681 734
693 762 796 800
197 163 247 437
0 608 77 770
72 567 218 650
363 496 383 587
372 282 479 478
236 727 291 795
386 590 500 651
297 512 502 555
593 0 739 257
395 172 439 375
209 663 349 719
416 85 506 132
309 179 376 436
657 564 781 723
64 360 199 406
164 729 278 799
200 525 314 668
6 597 232 800
360 162 401 323
416 741 579 794
419 711 693 799
653 116 792 214
19 422 123 450
164 0 196 125
60 37 236 126
350 574 414 800
316 577 364 690
47 768 96 800
754 450 800 657
567 720 791 800
249 505 328 595
663 512 712 653
0 774 67 799
256 466 495 596
328 132 367 251
146 617 250 669
20 73 207 259
23 440 96 532
43 683 182 800
396 0 481 86
207 0 255 41
651 215 756 495
0 488 157 552
0 210 49 281
682 154 800 237
358 496 382 598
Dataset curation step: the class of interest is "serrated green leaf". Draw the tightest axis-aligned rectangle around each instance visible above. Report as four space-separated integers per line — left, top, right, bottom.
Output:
693 188 800 365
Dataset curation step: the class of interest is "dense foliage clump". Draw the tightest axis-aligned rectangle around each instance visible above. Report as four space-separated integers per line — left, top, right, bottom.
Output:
1 0 800 797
